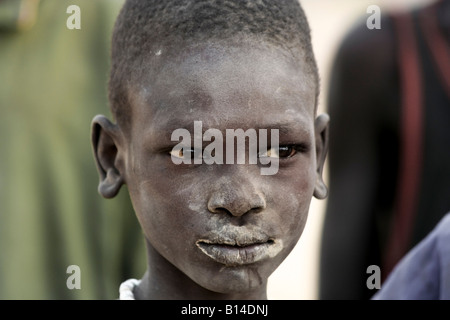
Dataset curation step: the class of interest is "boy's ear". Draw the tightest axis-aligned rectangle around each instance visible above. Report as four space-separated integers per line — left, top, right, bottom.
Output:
313 113 329 199
91 115 125 199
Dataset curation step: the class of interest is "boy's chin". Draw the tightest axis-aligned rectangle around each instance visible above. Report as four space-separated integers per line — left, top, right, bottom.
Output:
190 263 275 295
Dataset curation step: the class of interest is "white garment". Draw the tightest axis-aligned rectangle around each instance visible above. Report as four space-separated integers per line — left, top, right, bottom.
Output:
119 278 141 300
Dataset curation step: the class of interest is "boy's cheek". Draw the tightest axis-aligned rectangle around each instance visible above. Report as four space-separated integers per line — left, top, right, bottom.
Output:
132 169 207 210
268 165 316 195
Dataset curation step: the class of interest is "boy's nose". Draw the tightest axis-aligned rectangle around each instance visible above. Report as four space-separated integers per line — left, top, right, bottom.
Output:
207 178 266 217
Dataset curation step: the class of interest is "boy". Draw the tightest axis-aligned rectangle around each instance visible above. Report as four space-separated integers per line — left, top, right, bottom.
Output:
91 0 329 300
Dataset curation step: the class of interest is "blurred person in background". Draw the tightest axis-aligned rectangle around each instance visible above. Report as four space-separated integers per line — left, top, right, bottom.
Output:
0 0 145 299
372 211 450 300
319 0 449 299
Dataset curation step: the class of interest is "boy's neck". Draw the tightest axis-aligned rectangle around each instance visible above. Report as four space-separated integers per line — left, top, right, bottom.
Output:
133 242 268 300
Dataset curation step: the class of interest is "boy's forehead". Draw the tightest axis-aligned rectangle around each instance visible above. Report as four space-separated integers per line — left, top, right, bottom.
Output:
129 42 316 133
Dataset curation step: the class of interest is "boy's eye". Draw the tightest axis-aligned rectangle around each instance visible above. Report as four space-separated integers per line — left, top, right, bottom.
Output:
169 148 201 160
259 145 298 159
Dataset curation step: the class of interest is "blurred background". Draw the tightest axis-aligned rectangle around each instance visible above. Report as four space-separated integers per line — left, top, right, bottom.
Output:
0 0 145 299
0 0 445 299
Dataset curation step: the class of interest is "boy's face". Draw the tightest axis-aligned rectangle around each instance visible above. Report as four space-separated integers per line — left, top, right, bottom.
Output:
95 42 327 294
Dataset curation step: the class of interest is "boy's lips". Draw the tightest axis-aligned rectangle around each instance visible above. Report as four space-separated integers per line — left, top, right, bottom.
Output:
196 235 283 266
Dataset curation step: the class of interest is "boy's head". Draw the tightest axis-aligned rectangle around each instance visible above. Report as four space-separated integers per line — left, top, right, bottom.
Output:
108 0 320 129
92 0 329 298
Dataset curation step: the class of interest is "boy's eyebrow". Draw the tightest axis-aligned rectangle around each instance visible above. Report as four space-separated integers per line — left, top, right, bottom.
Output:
150 118 312 141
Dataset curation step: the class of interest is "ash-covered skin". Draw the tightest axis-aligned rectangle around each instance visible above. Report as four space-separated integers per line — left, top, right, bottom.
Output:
92 41 328 299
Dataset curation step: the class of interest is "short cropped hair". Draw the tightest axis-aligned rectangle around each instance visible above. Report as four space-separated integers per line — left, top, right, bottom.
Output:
109 0 319 127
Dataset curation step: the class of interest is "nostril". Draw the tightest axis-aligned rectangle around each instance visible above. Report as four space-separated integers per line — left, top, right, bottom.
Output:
207 199 227 214
249 206 264 214
208 206 232 216
208 203 264 217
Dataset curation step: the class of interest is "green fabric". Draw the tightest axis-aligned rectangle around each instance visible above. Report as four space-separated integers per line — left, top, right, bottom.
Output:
0 0 24 30
0 0 146 299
